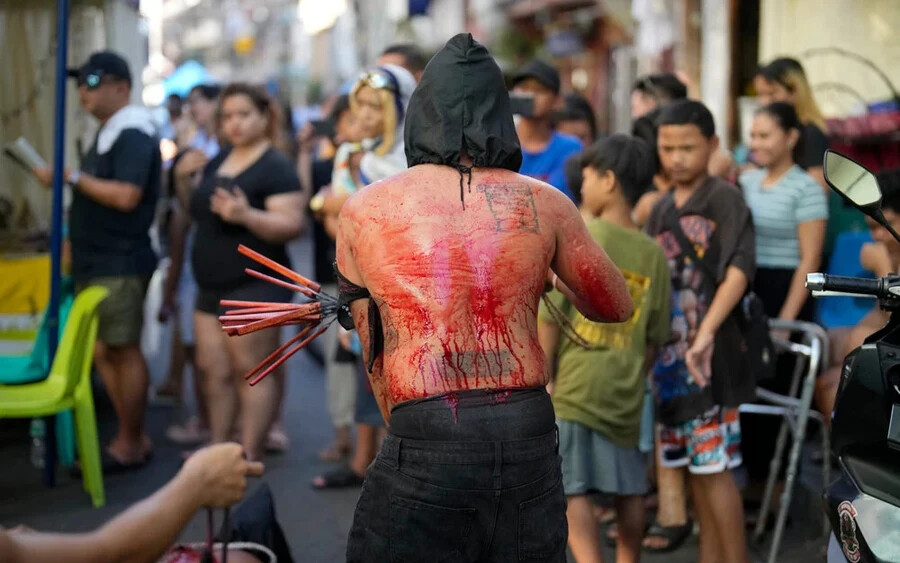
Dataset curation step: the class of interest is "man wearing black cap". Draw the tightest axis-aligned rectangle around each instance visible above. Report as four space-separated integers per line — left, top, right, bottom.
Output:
512 59 583 202
34 50 160 470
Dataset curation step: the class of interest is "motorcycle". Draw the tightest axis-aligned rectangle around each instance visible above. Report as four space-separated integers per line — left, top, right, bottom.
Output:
806 150 900 563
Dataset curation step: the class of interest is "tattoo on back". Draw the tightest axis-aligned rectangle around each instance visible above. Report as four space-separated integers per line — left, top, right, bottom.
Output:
478 183 540 234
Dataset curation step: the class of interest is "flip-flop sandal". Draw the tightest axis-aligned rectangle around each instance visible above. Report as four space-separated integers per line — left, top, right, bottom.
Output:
69 449 151 477
642 520 693 553
311 465 365 489
101 450 150 473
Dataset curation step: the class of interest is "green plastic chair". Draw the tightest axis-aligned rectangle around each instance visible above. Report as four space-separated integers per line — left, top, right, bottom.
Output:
0 286 109 507
0 289 74 385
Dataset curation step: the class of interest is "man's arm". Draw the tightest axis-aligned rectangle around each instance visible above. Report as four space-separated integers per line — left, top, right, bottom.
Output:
336 204 391 422
33 167 142 212
1 444 263 563
72 173 143 212
548 191 633 323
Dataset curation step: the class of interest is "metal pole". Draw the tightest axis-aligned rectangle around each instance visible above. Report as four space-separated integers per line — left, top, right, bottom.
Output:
44 0 71 487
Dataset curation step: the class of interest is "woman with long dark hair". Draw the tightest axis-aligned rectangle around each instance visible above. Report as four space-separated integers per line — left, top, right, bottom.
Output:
184 83 303 461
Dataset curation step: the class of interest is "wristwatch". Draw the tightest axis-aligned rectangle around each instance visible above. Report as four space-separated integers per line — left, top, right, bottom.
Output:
68 170 82 187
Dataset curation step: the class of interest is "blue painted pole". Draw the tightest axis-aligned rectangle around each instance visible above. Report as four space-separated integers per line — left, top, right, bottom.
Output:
44 0 71 487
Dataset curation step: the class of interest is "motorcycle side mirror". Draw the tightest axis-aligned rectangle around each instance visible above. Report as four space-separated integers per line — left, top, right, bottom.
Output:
824 149 900 245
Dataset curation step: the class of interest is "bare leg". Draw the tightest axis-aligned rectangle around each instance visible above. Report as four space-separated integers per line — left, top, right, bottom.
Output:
566 494 604 563
185 344 209 427
195 312 236 446
267 368 290 452
229 327 282 461
349 424 378 476
690 472 720 563
644 439 688 549
614 495 644 563
159 322 185 399
105 344 151 461
691 471 748 563
94 341 123 417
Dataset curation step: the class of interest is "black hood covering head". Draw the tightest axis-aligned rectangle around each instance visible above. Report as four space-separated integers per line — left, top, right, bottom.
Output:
405 33 522 208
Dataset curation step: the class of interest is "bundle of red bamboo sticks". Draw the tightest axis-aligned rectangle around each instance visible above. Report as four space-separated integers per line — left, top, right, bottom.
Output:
218 245 339 386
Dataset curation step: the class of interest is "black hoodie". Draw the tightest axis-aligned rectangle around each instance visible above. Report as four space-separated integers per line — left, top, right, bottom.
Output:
404 33 523 208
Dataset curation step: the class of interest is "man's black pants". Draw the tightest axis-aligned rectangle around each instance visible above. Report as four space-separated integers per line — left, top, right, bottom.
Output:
346 387 567 562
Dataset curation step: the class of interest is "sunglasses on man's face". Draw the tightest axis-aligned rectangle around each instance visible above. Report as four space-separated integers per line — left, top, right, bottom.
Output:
77 72 106 90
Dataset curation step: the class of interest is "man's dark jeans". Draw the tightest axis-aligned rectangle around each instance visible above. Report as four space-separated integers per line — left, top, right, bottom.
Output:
346 387 566 562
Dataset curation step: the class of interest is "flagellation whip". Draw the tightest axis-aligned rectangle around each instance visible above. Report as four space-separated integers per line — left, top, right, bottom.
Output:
218 245 341 386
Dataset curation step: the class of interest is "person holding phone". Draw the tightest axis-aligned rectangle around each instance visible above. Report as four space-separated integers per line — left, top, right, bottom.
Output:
33 51 159 471
511 59 583 202
181 83 303 462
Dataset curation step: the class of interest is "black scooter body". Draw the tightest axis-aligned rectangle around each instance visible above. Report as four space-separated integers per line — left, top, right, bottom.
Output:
825 323 900 562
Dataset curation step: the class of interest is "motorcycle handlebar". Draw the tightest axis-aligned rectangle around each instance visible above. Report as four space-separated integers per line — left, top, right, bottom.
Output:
806 273 883 297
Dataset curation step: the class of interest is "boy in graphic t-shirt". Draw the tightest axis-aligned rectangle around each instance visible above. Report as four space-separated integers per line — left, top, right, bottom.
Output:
539 134 671 563
644 100 756 563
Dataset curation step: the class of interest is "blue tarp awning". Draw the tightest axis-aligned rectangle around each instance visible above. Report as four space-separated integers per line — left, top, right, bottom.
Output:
163 60 213 98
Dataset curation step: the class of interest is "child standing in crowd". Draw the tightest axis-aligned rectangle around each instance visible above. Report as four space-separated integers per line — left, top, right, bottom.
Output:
540 134 671 563
644 100 756 563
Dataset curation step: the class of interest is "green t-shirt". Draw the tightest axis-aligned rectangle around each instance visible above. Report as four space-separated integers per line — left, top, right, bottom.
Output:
539 219 671 447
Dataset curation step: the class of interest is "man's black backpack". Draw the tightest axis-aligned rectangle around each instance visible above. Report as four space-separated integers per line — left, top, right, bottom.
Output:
664 207 776 384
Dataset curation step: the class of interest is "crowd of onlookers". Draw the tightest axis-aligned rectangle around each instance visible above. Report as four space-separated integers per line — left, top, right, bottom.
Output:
13 36 900 562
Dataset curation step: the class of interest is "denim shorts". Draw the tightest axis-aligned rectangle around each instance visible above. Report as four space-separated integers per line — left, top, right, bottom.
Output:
346 387 567 562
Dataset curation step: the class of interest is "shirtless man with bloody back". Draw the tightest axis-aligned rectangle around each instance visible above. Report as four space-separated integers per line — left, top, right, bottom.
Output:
338 34 632 562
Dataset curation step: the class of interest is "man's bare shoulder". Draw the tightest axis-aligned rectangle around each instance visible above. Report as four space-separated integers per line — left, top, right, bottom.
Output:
342 166 574 221
341 168 421 218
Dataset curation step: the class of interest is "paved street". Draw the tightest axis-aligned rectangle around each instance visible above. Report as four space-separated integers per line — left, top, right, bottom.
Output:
0 347 829 562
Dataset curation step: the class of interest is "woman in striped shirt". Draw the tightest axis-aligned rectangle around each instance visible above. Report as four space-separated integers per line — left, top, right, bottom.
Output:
741 102 828 323
739 102 828 491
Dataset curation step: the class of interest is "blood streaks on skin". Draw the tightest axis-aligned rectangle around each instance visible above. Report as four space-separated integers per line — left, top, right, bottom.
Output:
350 170 555 403
575 259 629 321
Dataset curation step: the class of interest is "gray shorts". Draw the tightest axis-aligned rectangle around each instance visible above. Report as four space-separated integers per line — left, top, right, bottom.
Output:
558 418 649 497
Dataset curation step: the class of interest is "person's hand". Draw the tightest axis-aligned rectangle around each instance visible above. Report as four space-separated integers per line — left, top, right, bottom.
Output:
210 186 250 224
158 288 176 323
174 150 209 182
32 167 53 188
181 443 264 508
860 242 893 277
685 330 714 388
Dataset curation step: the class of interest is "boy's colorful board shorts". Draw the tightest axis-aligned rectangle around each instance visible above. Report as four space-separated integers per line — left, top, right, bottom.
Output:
658 406 742 474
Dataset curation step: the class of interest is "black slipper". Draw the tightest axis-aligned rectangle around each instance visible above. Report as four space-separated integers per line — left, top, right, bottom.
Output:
311 465 365 489
68 449 150 477
642 520 693 553
101 450 150 473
